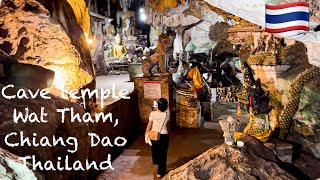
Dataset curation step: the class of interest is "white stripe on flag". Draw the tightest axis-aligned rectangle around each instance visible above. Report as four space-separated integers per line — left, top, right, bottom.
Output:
266 6 309 15
278 30 306 37
266 20 309 29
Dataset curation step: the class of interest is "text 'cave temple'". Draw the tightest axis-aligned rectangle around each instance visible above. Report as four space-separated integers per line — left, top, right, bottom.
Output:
0 0 320 179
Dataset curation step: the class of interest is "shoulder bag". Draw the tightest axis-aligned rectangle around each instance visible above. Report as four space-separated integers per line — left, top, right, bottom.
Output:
148 113 167 141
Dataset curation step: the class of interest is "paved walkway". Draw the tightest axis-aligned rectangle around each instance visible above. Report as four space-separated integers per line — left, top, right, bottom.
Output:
98 103 250 180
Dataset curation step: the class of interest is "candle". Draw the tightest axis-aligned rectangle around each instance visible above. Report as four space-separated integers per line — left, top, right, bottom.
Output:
249 96 252 106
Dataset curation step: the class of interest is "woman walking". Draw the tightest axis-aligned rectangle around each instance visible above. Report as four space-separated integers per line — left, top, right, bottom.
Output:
145 98 170 178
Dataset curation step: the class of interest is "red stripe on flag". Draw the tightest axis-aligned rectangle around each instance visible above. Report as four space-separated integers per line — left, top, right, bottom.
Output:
265 26 309 33
266 2 309 10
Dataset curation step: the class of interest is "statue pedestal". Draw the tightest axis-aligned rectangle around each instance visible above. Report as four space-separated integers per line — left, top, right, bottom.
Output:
175 92 202 128
134 74 174 126
176 103 201 128
201 102 214 121
219 119 242 143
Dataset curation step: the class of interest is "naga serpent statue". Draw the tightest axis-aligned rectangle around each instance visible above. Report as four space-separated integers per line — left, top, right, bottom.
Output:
279 66 320 139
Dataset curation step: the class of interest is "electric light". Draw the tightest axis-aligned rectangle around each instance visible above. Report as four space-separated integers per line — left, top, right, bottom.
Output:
140 13 147 22
86 38 93 45
52 68 66 90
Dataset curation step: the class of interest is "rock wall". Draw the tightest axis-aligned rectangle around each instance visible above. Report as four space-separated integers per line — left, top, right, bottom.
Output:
66 0 90 36
0 0 94 91
0 0 140 179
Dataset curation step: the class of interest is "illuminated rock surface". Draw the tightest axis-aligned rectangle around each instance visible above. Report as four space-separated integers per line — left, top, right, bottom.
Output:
0 0 94 90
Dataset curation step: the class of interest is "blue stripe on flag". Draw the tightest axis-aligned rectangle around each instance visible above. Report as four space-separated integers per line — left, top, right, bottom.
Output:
266 12 309 24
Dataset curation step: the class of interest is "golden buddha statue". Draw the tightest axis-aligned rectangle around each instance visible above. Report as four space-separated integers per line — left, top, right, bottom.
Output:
113 34 127 58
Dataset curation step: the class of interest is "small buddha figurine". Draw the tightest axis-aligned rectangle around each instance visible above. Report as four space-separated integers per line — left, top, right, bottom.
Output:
113 34 127 58
233 15 250 27
103 19 116 37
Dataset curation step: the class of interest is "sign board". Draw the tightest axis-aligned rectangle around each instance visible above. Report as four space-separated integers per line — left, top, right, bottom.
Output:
144 81 161 99
210 88 217 102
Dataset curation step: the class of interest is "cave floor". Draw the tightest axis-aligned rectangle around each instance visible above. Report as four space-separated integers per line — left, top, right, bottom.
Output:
97 102 247 180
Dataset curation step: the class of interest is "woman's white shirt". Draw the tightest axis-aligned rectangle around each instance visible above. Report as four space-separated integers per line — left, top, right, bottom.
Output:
149 111 169 134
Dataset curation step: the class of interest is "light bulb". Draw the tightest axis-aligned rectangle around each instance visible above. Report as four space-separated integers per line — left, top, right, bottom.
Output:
140 13 147 22
86 39 93 45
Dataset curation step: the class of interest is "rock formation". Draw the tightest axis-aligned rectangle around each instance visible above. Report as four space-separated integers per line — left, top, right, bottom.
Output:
66 0 90 36
0 0 96 179
163 136 310 180
0 0 94 91
0 147 45 180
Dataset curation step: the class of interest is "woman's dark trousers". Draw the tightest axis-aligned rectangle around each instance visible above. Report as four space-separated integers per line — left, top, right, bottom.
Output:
151 134 169 176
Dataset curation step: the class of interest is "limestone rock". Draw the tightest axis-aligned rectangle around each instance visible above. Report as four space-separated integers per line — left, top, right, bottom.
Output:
66 0 90 36
0 55 55 89
184 21 215 53
149 26 163 47
0 0 94 91
163 14 200 27
163 136 309 179
304 42 320 67
184 1 224 25
293 152 320 179
0 147 45 180
0 83 90 180
184 22 230 54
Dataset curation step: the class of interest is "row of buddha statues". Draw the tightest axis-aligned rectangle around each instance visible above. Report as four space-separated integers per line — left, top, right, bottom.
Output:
100 0 135 38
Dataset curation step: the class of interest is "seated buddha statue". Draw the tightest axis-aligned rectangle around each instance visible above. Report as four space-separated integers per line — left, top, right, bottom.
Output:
113 34 127 59
116 0 135 37
103 19 116 37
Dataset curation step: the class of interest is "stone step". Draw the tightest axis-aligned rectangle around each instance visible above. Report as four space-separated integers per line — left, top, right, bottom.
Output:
264 140 293 163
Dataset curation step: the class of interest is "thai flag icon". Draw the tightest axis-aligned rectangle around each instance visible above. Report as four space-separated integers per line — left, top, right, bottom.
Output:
265 2 309 34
